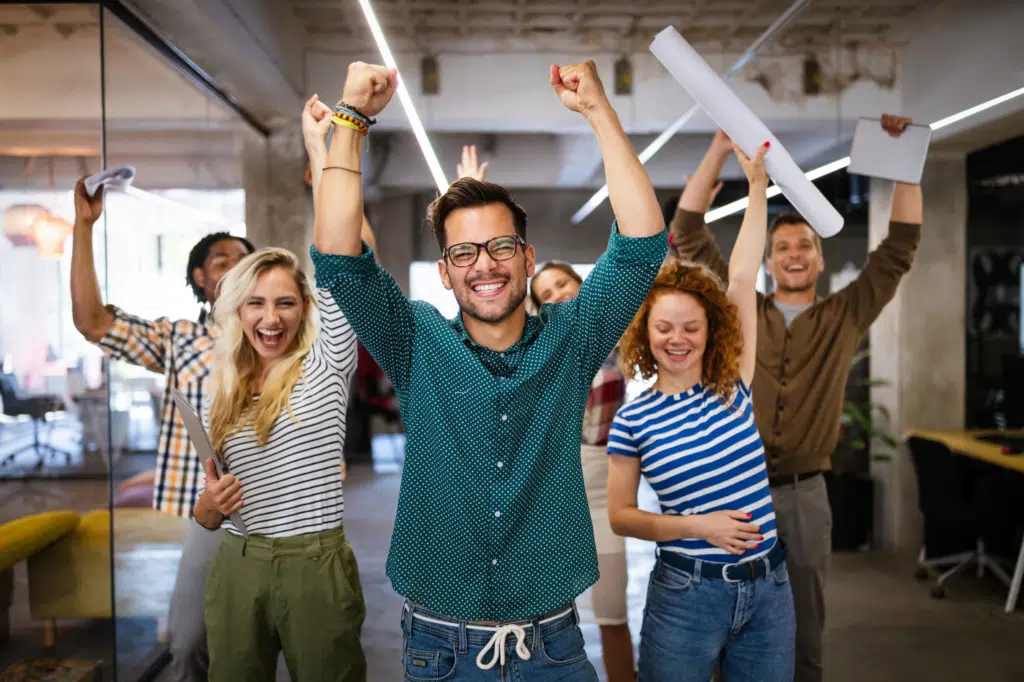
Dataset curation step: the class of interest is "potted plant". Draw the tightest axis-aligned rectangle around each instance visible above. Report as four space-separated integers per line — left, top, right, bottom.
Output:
828 349 897 550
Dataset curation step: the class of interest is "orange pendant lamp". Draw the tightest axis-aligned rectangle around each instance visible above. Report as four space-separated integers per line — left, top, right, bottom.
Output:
32 212 73 260
3 204 50 247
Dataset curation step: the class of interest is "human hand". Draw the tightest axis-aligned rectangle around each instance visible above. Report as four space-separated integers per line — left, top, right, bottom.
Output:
710 129 734 157
733 141 770 188
550 60 609 118
340 62 399 119
880 113 912 137
202 458 243 516
301 94 334 163
74 177 104 227
456 144 489 181
689 510 762 555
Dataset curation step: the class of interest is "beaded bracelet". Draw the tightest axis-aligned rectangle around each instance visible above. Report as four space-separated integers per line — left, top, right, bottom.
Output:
335 102 376 127
331 114 368 136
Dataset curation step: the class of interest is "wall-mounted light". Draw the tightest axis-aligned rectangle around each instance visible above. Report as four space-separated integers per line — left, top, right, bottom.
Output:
614 57 633 96
3 204 49 246
32 213 72 260
421 55 439 95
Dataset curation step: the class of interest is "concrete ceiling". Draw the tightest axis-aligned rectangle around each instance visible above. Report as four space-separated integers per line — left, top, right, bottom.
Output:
293 0 938 54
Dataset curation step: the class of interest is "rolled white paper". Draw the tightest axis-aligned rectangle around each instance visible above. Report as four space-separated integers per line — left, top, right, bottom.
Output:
650 27 844 238
84 164 136 198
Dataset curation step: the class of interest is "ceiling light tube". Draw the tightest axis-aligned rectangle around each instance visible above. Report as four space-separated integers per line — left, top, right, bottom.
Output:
570 0 810 224
357 0 448 194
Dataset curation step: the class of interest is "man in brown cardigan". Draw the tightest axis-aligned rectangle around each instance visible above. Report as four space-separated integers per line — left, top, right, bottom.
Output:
671 116 922 682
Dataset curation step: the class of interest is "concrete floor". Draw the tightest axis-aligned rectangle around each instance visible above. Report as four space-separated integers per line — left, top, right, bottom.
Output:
5 462 1024 681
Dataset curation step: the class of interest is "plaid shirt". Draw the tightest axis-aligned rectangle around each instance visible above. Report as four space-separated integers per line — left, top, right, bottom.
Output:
98 307 217 518
582 350 626 447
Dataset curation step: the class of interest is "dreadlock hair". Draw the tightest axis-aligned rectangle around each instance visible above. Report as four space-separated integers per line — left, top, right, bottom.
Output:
185 232 255 305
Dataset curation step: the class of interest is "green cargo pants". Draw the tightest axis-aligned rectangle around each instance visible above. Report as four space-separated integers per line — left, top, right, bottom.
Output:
205 526 366 682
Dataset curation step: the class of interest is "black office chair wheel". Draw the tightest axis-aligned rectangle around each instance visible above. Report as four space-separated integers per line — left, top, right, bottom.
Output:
930 585 946 599
914 566 929 581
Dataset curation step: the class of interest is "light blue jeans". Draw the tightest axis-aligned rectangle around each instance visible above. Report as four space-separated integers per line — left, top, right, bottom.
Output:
639 556 796 682
400 601 599 681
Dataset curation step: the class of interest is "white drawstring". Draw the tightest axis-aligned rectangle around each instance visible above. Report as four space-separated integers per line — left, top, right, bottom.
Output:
475 623 532 670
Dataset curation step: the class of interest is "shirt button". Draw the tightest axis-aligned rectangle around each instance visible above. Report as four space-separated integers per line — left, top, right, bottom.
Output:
492 559 498 566
497 462 503 468
500 352 505 358
494 511 501 518
501 414 508 421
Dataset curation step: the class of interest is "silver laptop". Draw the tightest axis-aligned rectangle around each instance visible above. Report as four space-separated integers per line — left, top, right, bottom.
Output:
848 117 932 185
171 389 248 537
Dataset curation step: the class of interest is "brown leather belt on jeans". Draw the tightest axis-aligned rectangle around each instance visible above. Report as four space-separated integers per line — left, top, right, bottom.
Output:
767 470 823 487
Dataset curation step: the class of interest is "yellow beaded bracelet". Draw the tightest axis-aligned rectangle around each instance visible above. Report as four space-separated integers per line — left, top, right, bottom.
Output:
331 115 367 135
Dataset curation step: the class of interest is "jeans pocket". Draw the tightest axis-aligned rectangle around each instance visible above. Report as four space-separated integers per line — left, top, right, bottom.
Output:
771 561 790 586
651 562 694 592
539 622 588 666
403 637 458 681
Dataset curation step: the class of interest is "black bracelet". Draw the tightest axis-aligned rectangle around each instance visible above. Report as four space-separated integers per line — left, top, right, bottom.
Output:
335 102 376 126
322 165 362 174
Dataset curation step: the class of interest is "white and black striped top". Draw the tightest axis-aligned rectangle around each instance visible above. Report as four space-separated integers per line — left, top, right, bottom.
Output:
209 287 357 538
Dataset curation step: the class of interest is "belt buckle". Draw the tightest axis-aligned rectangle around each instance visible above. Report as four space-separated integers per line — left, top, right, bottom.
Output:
722 563 741 583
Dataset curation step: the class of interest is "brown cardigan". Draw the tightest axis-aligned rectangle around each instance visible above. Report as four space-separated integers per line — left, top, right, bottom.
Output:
671 208 921 476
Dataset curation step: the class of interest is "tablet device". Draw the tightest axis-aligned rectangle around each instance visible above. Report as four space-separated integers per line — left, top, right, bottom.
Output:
848 118 932 184
171 389 248 537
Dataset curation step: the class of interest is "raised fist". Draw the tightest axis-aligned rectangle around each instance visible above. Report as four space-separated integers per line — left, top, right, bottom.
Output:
340 62 398 119
550 60 609 118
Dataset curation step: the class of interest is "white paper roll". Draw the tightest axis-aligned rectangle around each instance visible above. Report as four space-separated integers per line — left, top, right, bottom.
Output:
650 27 844 238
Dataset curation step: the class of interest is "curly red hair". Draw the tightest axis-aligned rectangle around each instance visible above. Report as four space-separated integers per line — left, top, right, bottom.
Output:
619 260 744 402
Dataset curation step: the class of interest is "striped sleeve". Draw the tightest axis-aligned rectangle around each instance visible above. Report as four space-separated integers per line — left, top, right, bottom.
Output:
607 407 639 457
311 287 358 372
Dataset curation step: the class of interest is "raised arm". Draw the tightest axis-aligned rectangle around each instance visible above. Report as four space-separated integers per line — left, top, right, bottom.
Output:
303 71 417 390
670 133 731 280
70 179 115 343
551 61 662 238
840 115 922 331
456 144 489 181
727 142 770 386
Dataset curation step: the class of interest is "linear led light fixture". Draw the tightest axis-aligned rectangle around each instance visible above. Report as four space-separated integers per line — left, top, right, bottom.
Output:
704 83 1024 224
357 0 448 194
570 0 810 224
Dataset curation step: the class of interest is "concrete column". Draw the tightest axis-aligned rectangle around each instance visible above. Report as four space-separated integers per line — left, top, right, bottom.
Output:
243 124 313 273
366 193 420 296
868 154 968 553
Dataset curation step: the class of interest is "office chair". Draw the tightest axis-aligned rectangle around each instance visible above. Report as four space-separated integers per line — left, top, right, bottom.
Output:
907 436 1013 598
0 373 71 468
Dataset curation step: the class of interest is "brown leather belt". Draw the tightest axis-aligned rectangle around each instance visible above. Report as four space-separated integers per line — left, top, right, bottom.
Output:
768 470 823 487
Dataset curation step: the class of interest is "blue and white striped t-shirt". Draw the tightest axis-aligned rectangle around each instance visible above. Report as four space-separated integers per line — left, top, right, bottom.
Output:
607 381 777 564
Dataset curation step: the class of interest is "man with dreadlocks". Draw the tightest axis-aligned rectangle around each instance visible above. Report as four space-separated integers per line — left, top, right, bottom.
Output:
70 176 254 682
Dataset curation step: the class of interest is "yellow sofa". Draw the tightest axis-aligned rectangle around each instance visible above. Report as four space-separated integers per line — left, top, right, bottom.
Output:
27 507 187 645
0 511 80 642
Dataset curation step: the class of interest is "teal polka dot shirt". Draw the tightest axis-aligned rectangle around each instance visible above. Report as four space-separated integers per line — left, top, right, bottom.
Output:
312 223 667 621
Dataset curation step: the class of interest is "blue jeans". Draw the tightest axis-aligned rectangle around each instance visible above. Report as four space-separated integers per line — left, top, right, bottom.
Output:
400 601 599 681
639 556 796 682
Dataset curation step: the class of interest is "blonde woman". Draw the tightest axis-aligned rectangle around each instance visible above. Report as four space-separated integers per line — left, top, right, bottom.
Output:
192 245 366 682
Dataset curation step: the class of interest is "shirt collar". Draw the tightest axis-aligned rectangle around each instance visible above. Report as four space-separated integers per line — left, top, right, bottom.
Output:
450 310 543 351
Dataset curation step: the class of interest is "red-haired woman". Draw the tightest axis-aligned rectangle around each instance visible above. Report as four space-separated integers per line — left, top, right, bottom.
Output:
607 142 795 682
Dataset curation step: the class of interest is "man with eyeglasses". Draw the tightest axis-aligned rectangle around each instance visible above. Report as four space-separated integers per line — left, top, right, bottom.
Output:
308 60 666 679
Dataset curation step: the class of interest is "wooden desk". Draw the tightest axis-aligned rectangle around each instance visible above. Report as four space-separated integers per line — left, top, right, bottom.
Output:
904 429 1024 474
904 429 1024 614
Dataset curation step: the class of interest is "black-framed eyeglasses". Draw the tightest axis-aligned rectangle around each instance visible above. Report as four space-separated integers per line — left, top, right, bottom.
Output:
442 235 527 268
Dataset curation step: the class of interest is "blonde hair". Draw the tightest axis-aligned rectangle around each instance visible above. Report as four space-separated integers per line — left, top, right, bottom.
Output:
208 248 318 454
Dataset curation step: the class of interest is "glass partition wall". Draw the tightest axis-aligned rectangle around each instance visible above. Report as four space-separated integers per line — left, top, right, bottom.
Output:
0 4 263 679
